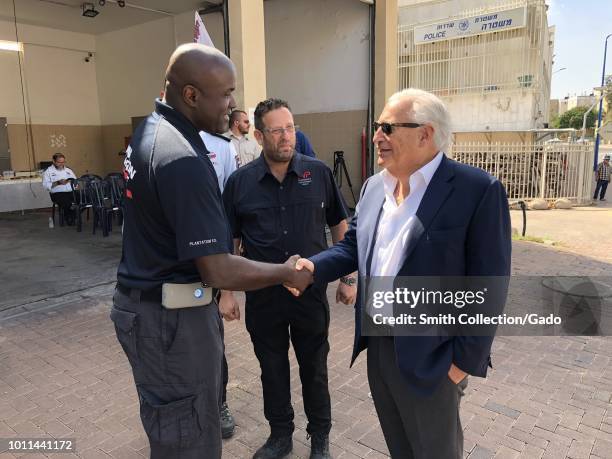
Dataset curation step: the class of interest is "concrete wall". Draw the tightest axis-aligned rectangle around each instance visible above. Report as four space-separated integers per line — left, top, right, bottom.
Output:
448 90 538 132
94 11 228 175
264 0 369 114
294 110 367 205
264 0 370 191
96 16 175 126
0 14 211 176
399 0 510 24
94 16 179 174
0 20 101 174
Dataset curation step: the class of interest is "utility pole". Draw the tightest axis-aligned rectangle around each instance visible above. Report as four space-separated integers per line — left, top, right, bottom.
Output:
593 34 612 170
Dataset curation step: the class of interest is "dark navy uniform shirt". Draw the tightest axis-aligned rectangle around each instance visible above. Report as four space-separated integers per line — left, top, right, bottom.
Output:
117 99 231 290
222 153 347 305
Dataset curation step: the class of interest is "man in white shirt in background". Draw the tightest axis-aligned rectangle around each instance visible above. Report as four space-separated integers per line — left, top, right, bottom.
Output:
200 131 238 191
42 153 77 225
226 109 261 167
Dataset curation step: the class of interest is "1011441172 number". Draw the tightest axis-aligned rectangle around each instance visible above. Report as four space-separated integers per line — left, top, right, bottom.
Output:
3 438 75 452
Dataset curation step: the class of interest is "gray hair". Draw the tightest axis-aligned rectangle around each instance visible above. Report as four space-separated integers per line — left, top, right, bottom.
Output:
388 88 452 152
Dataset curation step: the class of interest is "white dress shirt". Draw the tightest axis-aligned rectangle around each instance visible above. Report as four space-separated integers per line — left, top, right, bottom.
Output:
200 132 237 192
42 165 76 193
368 152 443 320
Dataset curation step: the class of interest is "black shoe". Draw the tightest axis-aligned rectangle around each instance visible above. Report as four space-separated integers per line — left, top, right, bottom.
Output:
252 435 292 459
309 433 331 459
220 402 235 439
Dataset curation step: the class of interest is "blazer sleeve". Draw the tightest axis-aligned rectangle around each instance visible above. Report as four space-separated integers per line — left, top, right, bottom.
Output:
309 211 358 283
309 176 374 282
453 178 511 377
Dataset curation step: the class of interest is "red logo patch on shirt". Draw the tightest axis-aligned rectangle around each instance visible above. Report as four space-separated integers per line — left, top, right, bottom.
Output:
298 170 312 186
126 188 133 199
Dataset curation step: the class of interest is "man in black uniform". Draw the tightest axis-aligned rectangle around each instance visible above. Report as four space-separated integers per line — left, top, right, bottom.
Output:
111 45 312 459
222 99 357 459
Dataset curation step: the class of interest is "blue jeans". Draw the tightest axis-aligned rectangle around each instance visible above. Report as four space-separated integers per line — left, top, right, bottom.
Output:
594 180 609 200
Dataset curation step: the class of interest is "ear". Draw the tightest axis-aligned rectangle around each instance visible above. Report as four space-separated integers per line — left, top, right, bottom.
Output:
253 129 264 146
420 125 434 146
182 85 198 108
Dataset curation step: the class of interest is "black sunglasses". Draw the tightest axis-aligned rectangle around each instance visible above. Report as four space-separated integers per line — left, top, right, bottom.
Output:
373 121 423 135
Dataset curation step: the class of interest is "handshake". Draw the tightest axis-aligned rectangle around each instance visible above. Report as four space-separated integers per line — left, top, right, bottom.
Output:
283 255 315 297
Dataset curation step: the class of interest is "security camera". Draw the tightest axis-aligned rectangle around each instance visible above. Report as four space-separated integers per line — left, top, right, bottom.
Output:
117 0 125 7
99 0 106 5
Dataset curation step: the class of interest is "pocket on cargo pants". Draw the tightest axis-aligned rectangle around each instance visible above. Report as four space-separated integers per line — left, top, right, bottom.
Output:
139 391 203 448
110 307 139 368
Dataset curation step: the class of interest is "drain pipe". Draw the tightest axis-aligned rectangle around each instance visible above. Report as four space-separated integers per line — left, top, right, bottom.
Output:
366 0 376 178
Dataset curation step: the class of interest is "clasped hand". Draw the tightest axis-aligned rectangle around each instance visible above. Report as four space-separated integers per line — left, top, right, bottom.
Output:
283 255 314 296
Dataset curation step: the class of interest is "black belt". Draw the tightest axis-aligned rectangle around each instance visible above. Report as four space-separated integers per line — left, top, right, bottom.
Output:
116 283 162 303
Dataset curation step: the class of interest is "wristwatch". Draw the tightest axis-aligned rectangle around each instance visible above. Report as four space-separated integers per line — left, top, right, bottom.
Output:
340 276 357 286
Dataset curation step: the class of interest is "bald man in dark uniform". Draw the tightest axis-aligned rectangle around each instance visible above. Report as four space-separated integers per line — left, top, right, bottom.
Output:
111 44 312 459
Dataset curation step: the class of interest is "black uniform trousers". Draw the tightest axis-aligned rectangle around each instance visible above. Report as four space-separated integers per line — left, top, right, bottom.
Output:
50 191 75 224
111 287 224 459
245 285 331 437
222 353 228 404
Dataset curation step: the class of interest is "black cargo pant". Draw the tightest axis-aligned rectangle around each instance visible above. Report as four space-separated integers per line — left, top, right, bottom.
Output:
245 285 331 437
111 287 224 459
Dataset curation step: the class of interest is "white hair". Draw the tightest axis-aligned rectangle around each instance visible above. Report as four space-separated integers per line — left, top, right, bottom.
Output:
388 88 452 152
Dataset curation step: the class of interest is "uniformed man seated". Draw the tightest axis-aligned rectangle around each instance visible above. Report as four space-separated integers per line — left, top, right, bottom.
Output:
42 153 77 225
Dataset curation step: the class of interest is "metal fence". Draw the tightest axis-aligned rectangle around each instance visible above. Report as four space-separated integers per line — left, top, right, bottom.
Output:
450 142 594 204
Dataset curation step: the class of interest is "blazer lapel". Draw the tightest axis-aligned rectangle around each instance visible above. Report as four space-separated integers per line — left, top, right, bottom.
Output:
365 203 385 275
356 175 385 276
402 155 455 263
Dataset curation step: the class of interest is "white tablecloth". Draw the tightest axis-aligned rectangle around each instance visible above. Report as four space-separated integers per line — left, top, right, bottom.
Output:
0 178 53 213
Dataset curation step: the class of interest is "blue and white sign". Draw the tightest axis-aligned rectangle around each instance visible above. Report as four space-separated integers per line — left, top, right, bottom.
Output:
414 7 527 44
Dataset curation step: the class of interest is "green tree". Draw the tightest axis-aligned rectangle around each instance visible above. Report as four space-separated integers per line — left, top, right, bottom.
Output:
556 106 598 130
550 114 560 129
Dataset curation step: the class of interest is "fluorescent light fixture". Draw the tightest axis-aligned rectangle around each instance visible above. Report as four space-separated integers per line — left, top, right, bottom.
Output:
0 40 22 52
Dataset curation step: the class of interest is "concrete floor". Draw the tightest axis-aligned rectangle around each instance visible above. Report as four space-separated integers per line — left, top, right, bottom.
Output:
0 210 121 316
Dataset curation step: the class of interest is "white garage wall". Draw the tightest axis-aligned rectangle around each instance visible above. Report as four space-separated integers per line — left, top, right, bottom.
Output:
0 20 98 125
95 16 175 126
264 0 370 114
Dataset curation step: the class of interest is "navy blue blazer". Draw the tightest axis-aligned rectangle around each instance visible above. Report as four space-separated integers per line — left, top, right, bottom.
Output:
310 154 511 395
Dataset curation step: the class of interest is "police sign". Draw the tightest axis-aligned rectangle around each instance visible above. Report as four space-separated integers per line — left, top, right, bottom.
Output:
414 7 527 44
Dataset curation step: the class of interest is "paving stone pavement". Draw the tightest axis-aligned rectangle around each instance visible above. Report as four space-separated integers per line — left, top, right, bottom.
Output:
0 212 611 459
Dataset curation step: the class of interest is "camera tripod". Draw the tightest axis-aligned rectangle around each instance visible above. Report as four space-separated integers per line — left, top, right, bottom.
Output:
332 151 357 209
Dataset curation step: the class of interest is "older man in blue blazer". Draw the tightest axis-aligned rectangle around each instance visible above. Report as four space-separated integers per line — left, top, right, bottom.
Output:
294 88 511 458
